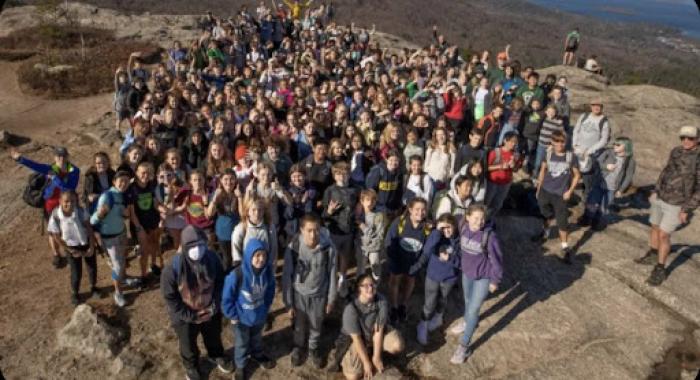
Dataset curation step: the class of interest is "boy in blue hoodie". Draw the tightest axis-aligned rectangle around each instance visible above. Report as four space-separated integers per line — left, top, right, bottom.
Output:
222 239 275 380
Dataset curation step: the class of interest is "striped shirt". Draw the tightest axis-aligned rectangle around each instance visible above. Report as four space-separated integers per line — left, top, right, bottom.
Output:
538 117 565 147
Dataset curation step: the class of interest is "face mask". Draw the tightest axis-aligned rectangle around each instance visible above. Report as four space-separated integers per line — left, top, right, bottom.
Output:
187 245 205 261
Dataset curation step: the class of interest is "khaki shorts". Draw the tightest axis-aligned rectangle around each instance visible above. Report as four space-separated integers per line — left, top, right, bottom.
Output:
342 329 403 378
649 197 682 233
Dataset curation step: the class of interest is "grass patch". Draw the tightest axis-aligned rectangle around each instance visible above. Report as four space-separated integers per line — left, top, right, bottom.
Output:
17 40 161 99
0 25 115 51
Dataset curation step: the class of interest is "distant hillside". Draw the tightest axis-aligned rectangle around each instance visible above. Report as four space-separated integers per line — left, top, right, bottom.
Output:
12 0 700 97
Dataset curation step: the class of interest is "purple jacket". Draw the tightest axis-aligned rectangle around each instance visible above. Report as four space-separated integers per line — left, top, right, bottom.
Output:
458 222 503 284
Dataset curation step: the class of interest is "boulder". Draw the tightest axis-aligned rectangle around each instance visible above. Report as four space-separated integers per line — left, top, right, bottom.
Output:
111 350 147 379
56 304 123 360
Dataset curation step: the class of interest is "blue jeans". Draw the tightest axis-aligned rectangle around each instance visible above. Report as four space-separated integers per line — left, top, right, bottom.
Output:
460 275 491 347
586 184 616 217
233 322 265 368
533 144 548 178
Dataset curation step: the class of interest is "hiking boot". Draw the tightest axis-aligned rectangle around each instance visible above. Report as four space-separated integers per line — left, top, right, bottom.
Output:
290 347 303 367
561 247 574 265
310 349 323 369
449 319 466 335
371 264 382 282
89 287 101 299
184 366 201 380
210 356 234 374
427 312 444 332
397 305 408 323
113 291 126 307
416 320 428 345
450 344 472 364
71 293 80 306
647 264 666 287
234 368 245 380
634 249 658 265
252 353 274 369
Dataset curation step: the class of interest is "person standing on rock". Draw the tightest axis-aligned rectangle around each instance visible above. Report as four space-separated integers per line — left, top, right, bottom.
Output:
573 97 611 223
90 170 142 307
563 28 580 66
222 238 276 380
161 225 234 380
12 147 80 269
637 126 699 286
450 204 503 364
532 131 581 263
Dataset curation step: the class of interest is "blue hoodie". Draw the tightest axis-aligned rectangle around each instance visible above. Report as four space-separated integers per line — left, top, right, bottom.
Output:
409 229 461 283
221 239 275 327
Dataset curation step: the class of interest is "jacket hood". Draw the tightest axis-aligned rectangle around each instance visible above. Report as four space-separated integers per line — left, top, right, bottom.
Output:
243 238 268 271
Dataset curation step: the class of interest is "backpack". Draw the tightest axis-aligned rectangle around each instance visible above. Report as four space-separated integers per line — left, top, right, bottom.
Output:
23 173 49 208
566 34 579 50
580 112 610 145
397 215 431 237
173 253 242 298
431 189 456 220
546 150 574 171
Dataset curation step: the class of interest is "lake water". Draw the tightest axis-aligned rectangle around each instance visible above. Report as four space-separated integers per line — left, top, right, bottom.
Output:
529 0 700 39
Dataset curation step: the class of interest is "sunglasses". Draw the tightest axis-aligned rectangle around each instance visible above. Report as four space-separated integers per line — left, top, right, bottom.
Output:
681 136 696 142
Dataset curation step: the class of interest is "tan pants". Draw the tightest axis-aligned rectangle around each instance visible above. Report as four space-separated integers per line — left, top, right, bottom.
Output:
341 329 403 378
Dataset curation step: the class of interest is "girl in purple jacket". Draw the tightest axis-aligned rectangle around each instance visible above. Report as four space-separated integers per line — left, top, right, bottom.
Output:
450 204 504 364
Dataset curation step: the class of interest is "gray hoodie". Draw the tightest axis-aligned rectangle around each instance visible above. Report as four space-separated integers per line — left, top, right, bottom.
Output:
573 113 611 157
231 221 278 264
282 229 338 309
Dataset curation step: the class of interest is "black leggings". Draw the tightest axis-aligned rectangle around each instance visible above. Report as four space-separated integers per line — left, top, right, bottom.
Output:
67 246 97 294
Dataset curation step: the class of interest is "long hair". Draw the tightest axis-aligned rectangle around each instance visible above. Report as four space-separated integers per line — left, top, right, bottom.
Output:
205 139 232 178
429 126 455 154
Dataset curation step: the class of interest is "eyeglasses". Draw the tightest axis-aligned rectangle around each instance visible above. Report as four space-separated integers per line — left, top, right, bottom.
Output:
681 136 697 142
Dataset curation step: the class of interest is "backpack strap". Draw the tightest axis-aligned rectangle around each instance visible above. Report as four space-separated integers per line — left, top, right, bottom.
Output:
481 228 492 255
397 215 405 236
493 148 502 166
172 254 181 280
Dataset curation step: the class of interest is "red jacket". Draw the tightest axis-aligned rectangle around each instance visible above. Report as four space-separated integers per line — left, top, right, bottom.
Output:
443 92 468 121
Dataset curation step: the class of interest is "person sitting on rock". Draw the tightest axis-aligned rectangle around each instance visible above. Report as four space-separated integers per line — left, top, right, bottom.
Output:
637 126 699 286
326 273 405 379
160 225 233 380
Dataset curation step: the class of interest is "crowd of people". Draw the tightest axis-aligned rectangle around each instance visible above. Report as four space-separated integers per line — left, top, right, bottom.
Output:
10 1 700 379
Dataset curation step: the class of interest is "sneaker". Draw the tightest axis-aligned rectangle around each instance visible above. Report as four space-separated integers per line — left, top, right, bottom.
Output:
397 305 408 323
210 356 234 374
371 264 381 281
561 247 573 265
647 264 666 286
233 368 245 380
124 277 142 288
150 265 162 277
577 213 592 227
52 255 61 269
185 366 201 380
310 349 323 369
252 353 274 369
338 277 348 299
449 319 466 335
416 320 428 345
113 292 126 307
389 307 399 326
71 293 80 306
450 344 472 365
634 249 658 266
290 347 303 367
427 312 444 332
530 231 547 244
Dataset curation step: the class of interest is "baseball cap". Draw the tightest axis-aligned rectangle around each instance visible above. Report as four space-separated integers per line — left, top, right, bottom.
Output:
589 97 604 106
53 147 69 157
181 225 205 250
679 125 698 139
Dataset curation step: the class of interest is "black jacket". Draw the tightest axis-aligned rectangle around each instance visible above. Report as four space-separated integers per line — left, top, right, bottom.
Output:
82 168 115 211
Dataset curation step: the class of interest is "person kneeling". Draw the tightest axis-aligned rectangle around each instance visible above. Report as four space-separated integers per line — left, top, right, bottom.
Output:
222 239 276 380
328 273 405 380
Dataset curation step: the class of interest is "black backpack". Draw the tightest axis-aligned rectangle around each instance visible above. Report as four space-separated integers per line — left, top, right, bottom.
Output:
23 173 48 208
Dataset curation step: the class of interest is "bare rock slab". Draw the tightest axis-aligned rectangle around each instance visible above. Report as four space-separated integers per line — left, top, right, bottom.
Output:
56 304 124 360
